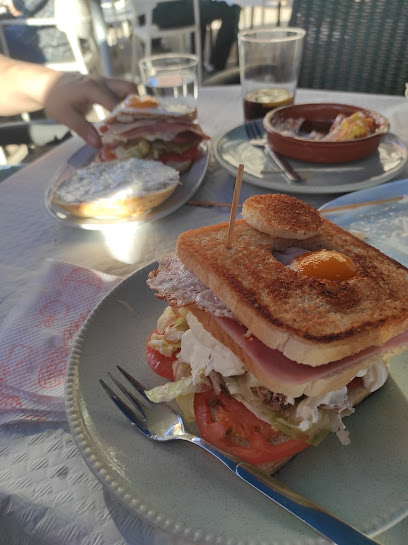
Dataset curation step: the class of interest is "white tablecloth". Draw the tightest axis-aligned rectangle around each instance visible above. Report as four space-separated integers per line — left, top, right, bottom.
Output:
0 86 408 545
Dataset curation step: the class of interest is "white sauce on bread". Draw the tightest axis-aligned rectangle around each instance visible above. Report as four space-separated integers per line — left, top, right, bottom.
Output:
178 313 245 384
56 157 179 204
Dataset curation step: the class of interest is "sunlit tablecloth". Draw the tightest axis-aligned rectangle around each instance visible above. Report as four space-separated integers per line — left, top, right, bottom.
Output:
0 86 408 545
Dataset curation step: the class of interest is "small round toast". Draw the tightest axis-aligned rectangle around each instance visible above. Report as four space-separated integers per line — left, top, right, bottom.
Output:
242 194 322 239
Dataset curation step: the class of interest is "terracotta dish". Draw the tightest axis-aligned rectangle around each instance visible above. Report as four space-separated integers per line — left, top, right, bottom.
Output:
263 103 389 163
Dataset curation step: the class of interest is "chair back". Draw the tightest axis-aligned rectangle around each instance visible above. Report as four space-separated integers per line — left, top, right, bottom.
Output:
129 0 202 83
55 0 93 40
289 0 408 95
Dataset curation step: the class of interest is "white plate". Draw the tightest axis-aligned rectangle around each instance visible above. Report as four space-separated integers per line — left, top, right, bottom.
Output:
66 259 408 544
214 121 407 194
46 142 211 230
320 177 408 265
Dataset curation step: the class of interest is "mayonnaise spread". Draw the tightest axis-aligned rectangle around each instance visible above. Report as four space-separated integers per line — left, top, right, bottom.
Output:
177 313 245 384
356 360 388 392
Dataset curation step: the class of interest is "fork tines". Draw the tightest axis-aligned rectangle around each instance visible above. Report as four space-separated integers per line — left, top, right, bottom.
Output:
100 365 155 428
244 119 265 141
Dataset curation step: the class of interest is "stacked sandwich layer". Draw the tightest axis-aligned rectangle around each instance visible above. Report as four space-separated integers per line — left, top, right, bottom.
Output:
145 194 408 473
98 95 210 173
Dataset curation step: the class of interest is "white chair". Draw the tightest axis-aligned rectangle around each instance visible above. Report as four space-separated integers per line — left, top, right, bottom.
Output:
242 0 292 30
100 0 133 45
0 0 100 74
0 0 108 124
129 0 202 83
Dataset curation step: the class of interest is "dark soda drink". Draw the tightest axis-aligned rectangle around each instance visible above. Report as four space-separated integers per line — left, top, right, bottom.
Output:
243 88 294 121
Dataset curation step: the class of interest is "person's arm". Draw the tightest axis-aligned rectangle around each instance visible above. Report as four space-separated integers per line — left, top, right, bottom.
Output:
0 54 139 147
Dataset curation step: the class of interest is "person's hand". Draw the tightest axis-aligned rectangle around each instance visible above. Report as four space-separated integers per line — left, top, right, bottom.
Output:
44 72 139 148
2 0 22 17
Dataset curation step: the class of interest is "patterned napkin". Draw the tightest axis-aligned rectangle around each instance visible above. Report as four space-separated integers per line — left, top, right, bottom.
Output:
0 260 121 425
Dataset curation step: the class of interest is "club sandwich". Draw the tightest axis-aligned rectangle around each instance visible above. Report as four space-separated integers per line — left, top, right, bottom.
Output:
97 95 209 172
144 194 408 473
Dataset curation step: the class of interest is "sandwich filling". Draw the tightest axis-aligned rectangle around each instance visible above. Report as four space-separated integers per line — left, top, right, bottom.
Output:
145 304 388 459
145 253 399 457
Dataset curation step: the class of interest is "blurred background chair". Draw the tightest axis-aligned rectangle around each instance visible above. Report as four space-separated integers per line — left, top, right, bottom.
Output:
129 0 201 81
0 119 71 180
0 0 112 170
289 0 408 96
0 0 104 74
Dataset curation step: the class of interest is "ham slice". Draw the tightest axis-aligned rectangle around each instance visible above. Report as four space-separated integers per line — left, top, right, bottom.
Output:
120 121 208 141
215 315 408 385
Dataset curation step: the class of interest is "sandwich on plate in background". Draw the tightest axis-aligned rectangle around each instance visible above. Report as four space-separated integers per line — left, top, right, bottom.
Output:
144 194 408 474
97 95 210 173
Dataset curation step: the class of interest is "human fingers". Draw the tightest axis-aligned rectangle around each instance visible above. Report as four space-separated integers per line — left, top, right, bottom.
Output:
79 76 139 112
55 105 102 148
101 78 139 105
4 0 23 16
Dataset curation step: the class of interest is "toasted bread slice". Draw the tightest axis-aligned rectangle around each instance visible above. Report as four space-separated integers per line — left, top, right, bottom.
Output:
176 205 408 366
242 193 322 239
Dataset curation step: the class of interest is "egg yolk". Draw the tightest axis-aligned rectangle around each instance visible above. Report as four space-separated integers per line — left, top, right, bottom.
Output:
124 95 158 109
293 250 357 281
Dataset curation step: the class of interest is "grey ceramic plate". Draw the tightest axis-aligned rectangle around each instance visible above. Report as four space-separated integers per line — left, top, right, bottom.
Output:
46 142 211 230
66 261 408 544
320 177 408 264
214 121 407 194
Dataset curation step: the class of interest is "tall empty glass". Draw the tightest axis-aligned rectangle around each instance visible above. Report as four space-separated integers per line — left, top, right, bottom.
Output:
238 28 306 121
138 53 199 107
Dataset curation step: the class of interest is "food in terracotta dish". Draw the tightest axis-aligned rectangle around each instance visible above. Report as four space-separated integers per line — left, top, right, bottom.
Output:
263 103 389 163
274 111 376 142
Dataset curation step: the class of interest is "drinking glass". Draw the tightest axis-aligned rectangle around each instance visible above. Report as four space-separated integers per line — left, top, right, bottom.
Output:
238 27 306 122
138 53 199 106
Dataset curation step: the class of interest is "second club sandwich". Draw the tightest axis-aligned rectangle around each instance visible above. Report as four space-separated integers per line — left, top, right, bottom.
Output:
97 95 209 172
145 194 408 473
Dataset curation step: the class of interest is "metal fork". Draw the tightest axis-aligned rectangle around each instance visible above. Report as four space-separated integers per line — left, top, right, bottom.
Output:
245 120 304 183
100 366 382 545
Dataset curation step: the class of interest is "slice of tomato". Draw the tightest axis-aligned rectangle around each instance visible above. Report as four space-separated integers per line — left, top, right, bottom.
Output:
145 330 178 380
98 145 117 162
194 390 310 465
159 145 201 164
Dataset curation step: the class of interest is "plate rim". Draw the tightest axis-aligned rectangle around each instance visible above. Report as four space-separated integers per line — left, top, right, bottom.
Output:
65 265 222 544
319 176 408 212
45 141 211 230
214 122 408 194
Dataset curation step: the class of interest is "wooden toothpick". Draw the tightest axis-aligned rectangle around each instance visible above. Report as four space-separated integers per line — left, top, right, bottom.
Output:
225 163 244 249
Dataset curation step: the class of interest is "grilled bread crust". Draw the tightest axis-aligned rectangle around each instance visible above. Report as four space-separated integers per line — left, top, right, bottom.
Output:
242 194 322 239
176 214 408 366
188 304 399 397
258 382 374 475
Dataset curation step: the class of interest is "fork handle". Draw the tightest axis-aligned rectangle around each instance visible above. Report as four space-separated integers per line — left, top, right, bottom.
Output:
191 437 381 545
236 462 381 545
266 145 304 183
